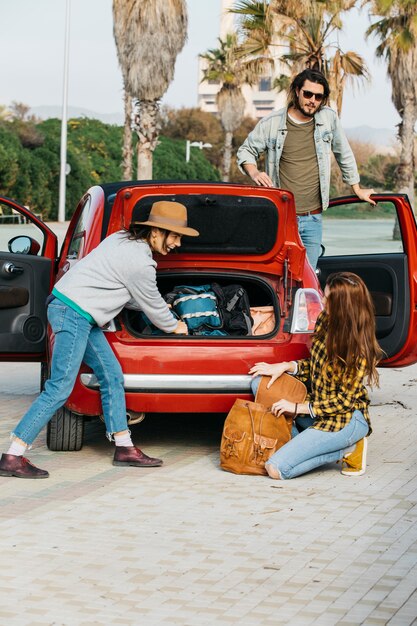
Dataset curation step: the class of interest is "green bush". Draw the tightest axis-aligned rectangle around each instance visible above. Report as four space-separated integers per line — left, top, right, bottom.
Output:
0 117 220 220
154 136 220 181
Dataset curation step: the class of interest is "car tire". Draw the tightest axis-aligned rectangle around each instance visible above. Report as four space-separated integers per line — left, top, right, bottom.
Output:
47 407 84 451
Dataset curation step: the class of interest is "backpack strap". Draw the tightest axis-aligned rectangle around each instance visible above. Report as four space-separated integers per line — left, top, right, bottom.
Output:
225 287 244 312
242 311 253 335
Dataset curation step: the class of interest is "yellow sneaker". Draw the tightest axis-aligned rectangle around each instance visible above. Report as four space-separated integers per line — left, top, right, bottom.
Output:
341 438 368 476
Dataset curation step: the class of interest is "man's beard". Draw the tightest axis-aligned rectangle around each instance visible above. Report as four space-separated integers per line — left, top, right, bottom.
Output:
295 98 321 118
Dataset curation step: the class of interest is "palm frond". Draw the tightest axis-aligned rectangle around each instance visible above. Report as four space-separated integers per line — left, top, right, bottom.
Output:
231 0 269 22
272 74 291 93
112 0 187 100
340 51 370 79
229 0 371 113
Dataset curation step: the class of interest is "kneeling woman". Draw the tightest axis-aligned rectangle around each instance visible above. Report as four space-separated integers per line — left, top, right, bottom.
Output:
0 201 198 479
249 272 382 479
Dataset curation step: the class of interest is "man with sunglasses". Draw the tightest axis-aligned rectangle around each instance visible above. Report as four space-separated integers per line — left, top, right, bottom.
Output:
237 69 375 269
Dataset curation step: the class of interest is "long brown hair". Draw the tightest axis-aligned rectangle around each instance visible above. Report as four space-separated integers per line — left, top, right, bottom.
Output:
125 224 169 250
320 272 383 386
287 69 330 109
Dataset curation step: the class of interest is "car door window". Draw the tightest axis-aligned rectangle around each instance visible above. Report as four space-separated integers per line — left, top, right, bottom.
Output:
0 201 45 253
66 196 91 259
322 200 403 256
318 196 416 362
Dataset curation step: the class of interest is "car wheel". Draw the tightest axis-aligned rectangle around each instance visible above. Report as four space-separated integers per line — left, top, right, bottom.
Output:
47 407 84 451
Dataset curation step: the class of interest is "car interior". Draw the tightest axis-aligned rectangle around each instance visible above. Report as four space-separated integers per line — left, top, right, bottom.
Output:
318 254 410 359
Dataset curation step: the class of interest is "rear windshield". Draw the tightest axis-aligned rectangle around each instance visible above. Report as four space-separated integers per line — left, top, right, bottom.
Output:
131 194 278 255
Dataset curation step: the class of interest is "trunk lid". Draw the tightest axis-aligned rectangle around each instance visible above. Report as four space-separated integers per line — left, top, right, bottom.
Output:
108 183 306 281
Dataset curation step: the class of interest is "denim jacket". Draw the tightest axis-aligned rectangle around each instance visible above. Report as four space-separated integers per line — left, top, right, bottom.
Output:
236 106 360 211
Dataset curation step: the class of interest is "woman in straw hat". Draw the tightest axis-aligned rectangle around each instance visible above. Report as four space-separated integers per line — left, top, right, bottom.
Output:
0 201 199 479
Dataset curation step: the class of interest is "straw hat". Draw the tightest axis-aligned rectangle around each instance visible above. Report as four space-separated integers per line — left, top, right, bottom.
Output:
134 201 199 237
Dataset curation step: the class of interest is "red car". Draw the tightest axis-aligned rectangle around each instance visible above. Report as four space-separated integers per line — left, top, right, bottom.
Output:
1 183 416 451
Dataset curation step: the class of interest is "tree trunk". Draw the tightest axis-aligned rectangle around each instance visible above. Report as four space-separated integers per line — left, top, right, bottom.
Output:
137 148 154 181
396 102 416 211
217 87 245 183
133 99 161 180
122 90 133 180
222 131 233 182
335 75 346 117
392 102 416 240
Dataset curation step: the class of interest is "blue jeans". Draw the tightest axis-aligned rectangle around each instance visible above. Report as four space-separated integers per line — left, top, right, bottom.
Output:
12 299 127 445
297 213 323 270
265 410 369 480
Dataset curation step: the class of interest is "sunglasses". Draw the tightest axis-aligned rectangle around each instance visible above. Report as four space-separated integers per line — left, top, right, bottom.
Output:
301 89 324 102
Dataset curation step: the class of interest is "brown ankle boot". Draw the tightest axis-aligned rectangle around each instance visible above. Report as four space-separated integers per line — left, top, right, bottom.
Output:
0 454 49 479
113 446 163 467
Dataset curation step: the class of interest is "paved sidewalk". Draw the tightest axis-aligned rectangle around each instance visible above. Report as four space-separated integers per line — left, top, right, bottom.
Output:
0 362 416 625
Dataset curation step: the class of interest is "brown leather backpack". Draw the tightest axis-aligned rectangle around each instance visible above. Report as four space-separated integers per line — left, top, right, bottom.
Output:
220 373 307 475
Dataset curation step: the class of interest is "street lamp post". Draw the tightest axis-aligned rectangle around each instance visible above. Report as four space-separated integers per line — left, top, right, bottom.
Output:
58 0 71 223
186 140 213 163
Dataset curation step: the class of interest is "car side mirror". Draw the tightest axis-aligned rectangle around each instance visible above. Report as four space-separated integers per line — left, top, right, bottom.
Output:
8 235 41 256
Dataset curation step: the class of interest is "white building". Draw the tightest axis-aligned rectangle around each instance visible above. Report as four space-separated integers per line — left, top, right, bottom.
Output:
197 0 288 120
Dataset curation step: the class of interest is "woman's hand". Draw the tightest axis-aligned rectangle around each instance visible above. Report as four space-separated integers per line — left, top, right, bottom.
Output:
249 361 294 388
270 399 296 417
173 320 188 335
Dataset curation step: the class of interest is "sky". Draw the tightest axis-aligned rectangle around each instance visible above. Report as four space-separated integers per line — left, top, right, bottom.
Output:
0 0 398 130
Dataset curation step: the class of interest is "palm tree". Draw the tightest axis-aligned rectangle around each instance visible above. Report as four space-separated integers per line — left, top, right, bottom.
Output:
121 90 133 180
112 0 188 180
232 0 369 116
366 0 417 213
200 34 264 181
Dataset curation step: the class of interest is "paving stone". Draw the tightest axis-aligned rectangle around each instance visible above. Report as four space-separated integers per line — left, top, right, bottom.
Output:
1 362 417 625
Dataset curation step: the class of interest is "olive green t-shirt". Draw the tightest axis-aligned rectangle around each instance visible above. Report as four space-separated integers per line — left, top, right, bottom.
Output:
279 115 322 213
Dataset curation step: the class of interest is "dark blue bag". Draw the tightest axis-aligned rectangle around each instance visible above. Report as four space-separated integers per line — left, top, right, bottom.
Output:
165 285 223 333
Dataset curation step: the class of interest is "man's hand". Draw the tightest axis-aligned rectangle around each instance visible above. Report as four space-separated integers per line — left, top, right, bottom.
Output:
243 163 274 188
251 170 274 187
352 184 376 206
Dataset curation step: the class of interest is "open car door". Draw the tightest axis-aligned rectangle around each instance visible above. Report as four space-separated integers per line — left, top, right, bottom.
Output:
318 194 417 367
0 198 58 361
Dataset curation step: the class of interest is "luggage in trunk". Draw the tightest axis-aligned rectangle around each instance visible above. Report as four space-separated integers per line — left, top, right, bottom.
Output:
123 273 279 338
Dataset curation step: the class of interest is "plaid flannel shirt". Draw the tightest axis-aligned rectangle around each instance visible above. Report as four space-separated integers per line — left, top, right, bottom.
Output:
295 311 371 434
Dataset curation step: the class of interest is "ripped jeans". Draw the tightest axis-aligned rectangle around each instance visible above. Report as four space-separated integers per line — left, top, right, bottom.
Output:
250 376 369 479
12 299 127 445
265 410 369 480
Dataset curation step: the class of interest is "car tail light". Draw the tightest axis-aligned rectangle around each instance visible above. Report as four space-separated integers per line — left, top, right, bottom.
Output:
290 288 323 333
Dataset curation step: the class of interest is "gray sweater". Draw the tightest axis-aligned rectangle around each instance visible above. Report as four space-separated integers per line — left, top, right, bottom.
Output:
54 231 178 331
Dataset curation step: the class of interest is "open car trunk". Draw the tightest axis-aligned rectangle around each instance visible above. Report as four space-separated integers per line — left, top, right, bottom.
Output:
123 272 280 338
